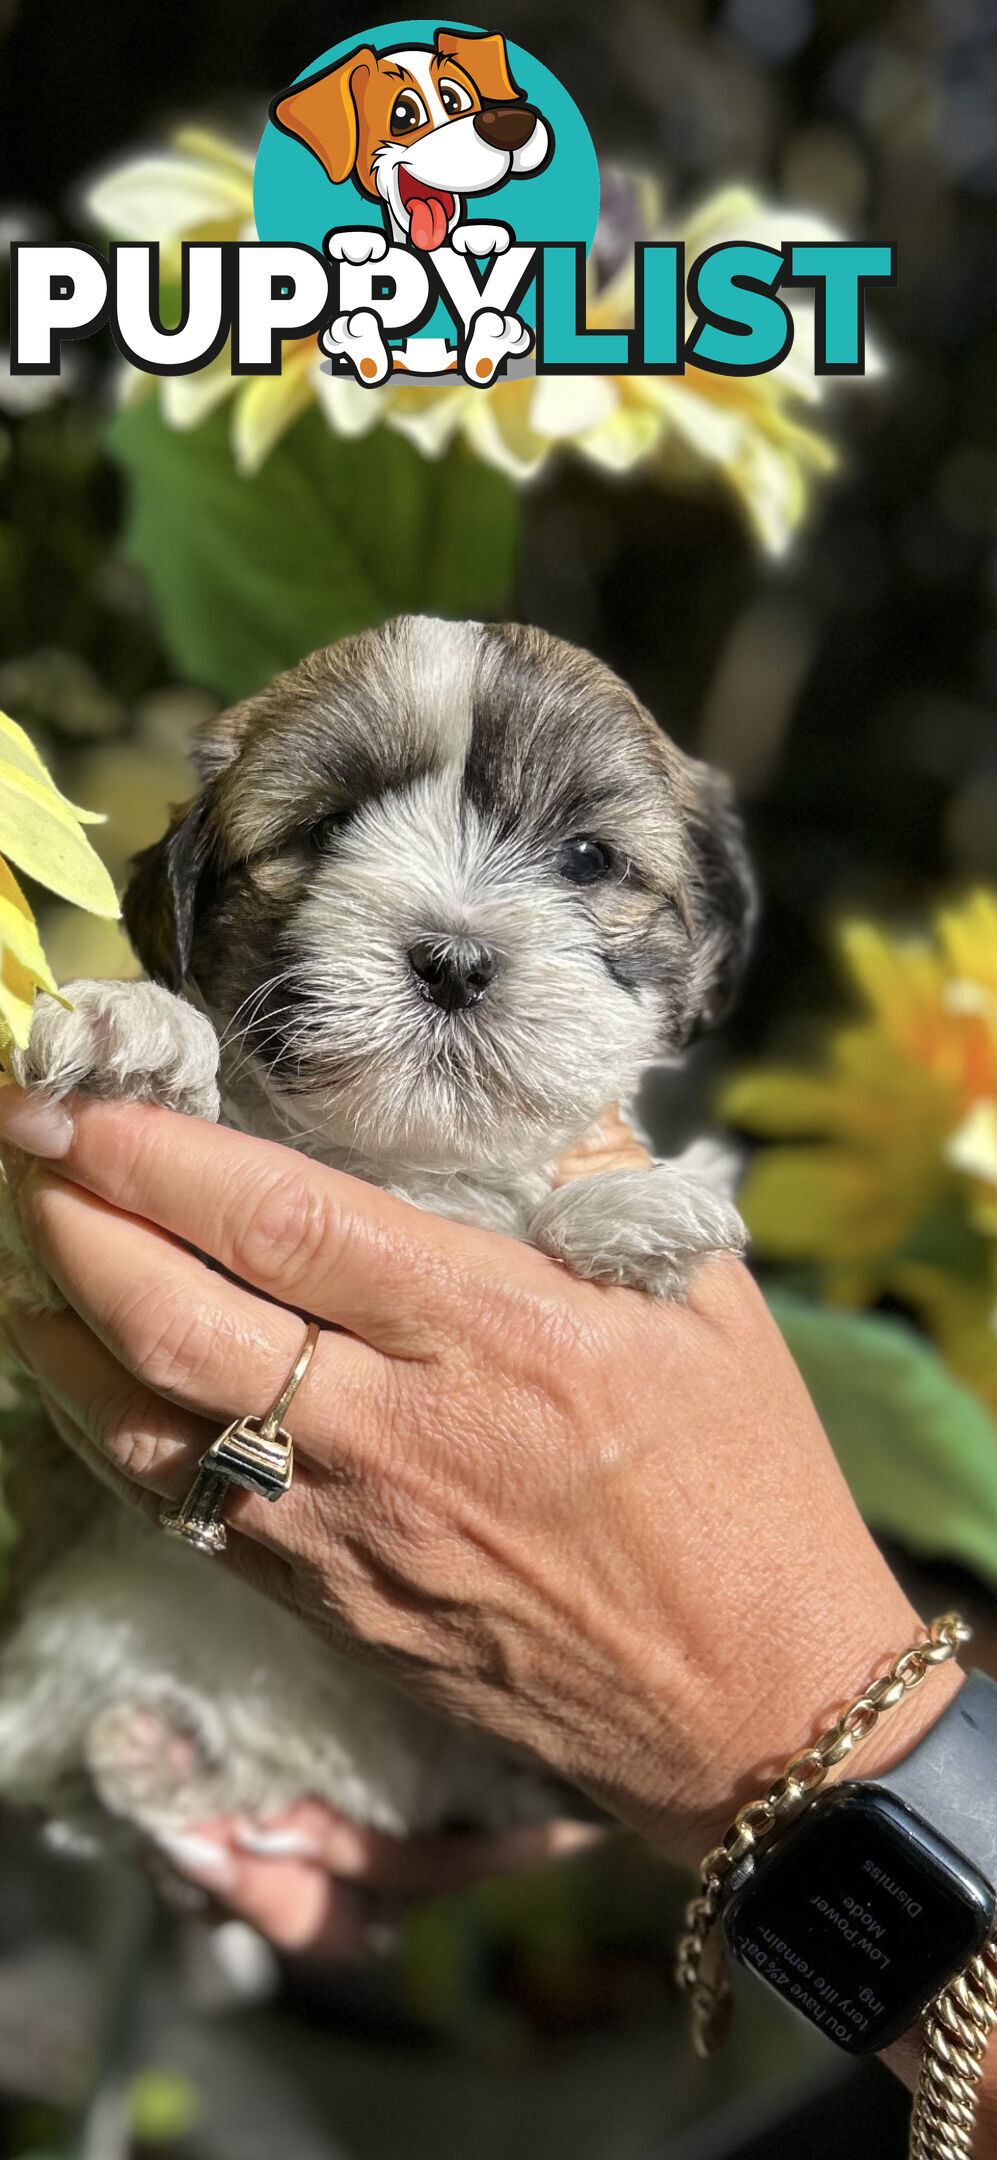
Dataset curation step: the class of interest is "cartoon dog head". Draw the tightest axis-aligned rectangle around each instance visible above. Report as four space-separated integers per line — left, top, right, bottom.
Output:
271 28 552 252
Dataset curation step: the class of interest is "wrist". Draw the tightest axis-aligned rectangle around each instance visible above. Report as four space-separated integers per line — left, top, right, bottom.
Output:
689 1619 994 2129
641 1577 944 1873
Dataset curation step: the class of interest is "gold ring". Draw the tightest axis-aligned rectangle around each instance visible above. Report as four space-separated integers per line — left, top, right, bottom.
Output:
159 1320 320 1556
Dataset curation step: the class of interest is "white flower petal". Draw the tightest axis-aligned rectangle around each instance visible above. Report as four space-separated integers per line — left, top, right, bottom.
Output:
169 128 255 183
575 406 664 473
528 373 619 440
313 365 392 440
386 391 468 461
656 383 743 461
86 153 252 240
946 1099 997 1186
458 396 552 482
160 360 235 431
945 979 996 1018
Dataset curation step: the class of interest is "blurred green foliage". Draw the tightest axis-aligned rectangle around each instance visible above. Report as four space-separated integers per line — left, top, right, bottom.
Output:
770 1292 997 1586
108 403 520 702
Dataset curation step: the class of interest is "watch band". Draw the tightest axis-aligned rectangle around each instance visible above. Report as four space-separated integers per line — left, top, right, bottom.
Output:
874 1668 997 1887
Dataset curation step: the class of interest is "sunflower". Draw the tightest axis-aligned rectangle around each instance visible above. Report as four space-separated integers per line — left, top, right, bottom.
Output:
86 132 851 554
723 892 997 1413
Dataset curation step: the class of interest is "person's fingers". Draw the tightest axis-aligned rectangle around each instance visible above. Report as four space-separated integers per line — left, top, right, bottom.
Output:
7 1300 219 1496
170 1835 381 1957
0 1093 560 1356
42 1390 168 1527
227 1800 606 1892
36 1378 315 1619
3 1299 334 1574
12 1167 389 1473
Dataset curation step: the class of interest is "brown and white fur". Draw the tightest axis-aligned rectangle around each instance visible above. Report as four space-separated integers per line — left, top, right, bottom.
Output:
272 29 549 383
0 618 754 1858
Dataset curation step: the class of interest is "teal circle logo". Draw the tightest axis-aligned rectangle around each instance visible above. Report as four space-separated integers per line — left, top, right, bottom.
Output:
254 20 600 377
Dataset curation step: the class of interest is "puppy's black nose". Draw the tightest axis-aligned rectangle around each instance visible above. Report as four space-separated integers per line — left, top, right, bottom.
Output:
472 104 537 152
408 937 498 1012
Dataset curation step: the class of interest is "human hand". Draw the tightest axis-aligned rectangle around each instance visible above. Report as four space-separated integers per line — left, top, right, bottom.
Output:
166 1802 600 1956
0 1089 958 1868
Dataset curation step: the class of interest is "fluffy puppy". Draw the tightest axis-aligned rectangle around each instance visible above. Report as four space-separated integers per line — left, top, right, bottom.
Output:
0 617 755 1850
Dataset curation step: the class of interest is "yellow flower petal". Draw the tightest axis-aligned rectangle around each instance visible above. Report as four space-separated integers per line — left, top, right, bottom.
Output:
0 709 103 822
0 857 59 994
161 353 236 432
231 345 318 476
0 950 45 1054
314 366 394 441
0 729 119 917
722 1068 884 1139
386 387 467 460
938 891 997 997
726 887 997 1417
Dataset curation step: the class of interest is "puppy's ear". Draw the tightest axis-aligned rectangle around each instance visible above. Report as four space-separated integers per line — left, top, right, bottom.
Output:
122 797 215 993
270 47 376 186
684 764 758 1033
434 28 523 102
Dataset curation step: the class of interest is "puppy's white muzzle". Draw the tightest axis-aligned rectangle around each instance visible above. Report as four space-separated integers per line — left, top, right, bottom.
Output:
395 108 550 199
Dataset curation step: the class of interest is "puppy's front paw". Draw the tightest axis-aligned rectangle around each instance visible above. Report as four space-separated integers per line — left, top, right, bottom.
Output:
85 1697 226 1837
12 980 220 1119
320 308 391 385
451 223 512 258
462 308 532 384
325 227 389 266
528 1164 747 1298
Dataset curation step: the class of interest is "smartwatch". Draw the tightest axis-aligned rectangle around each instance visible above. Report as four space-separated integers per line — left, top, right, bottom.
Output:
724 1669 997 2053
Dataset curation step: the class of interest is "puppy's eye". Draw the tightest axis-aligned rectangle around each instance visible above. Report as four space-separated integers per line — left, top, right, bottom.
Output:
390 91 428 135
438 78 473 117
310 809 352 851
554 836 612 885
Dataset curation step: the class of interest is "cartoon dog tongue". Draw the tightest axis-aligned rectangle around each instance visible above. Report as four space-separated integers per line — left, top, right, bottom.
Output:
409 193 449 251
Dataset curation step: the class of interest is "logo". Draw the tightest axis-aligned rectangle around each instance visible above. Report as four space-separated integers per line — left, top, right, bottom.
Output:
8 18 895 388
255 20 596 387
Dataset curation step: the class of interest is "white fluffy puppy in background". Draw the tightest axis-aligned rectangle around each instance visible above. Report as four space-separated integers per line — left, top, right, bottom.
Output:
0 616 755 1856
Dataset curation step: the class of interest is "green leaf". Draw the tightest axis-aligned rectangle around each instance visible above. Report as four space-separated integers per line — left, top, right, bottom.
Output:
106 401 519 702
768 1292 997 1587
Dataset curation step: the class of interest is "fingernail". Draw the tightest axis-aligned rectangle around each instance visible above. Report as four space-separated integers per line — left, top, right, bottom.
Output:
234 1826 325 1860
159 1832 237 1886
0 1087 73 1159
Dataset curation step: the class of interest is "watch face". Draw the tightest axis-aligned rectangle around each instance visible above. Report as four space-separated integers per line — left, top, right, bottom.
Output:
725 1786 994 2054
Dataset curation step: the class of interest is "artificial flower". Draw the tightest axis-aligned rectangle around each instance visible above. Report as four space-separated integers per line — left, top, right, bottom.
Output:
87 131 851 553
724 891 997 1413
0 709 119 1058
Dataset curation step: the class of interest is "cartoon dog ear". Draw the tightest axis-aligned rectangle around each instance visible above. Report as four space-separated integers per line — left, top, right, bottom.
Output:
684 764 758 1033
122 797 216 993
270 46 376 186
434 27 524 103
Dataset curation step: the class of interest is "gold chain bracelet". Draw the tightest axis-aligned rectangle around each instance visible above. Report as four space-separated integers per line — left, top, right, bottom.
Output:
910 1941 997 2159
675 1614 995 2159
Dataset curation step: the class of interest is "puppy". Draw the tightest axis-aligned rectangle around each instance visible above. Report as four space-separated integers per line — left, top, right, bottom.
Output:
0 618 754 1853
272 28 549 383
